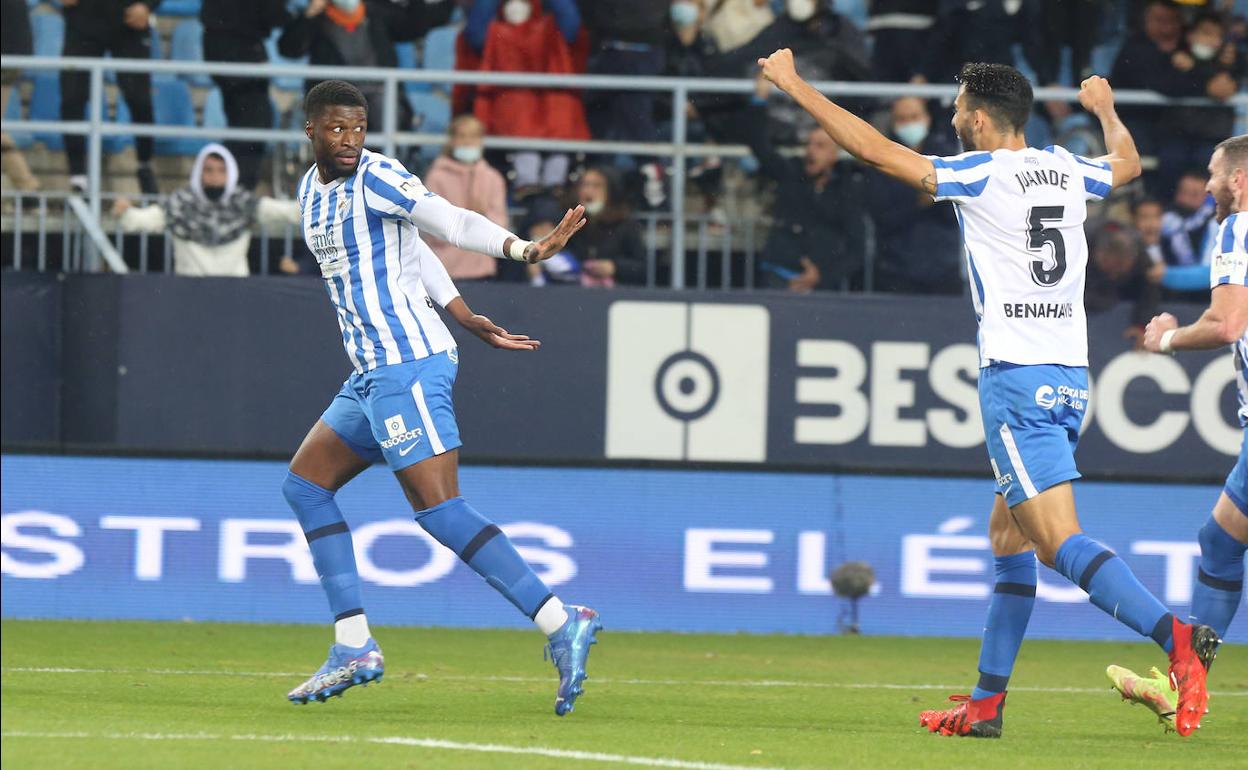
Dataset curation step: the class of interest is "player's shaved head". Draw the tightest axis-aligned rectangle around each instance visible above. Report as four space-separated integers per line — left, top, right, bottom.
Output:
1209 135 1248 222
956 63 1033 136
304 80 369 122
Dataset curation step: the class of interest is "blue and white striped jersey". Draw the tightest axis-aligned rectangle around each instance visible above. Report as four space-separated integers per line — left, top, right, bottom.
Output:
928 144 1115 368
297 149 458 373
1209 211 1248 427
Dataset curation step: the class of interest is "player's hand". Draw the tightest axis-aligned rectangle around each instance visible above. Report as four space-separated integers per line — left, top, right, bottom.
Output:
1142 312 1178 353
757 48 799 92
524 204 586 263
460 314 541 351
1077 75 1115 117
123 2 150 30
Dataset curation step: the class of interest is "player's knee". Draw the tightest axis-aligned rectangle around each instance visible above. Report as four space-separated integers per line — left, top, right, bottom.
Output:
282 471 334 508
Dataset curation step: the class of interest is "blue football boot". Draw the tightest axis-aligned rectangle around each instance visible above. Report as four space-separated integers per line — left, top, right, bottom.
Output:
287 638 384 704
545 605 603 716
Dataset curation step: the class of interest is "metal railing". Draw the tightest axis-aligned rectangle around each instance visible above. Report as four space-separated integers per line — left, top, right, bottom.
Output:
3 54 1244 287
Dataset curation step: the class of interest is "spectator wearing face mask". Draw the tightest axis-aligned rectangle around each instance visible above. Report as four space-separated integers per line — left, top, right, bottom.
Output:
865 97 961 295
718 0 871 144
566 167 648 287
420 115 510 281
457 0 589 191
110 144 301 277
1153 13 1243 197
1160 170 1218 269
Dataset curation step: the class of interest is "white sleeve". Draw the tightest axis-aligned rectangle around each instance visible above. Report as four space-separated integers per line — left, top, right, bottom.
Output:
256 197 302 227
926 151 994 204
417 238 461 308
1044 145 1114 201
119 204 166 233
361 164 516 258
1211 213 1248 288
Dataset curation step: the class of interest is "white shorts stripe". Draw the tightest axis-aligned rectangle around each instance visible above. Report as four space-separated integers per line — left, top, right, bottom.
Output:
411 381 446 455
999 423 1039 499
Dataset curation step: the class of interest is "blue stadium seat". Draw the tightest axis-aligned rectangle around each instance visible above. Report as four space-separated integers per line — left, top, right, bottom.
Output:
170 19 212 88
202 86 227 131
410 91 450 135
4 84 33 150
421 24 459 85
158 0 202 16
394 41 426 97
31 12 64 58
153 79 203 155
266 31 307 93
29 72 62 150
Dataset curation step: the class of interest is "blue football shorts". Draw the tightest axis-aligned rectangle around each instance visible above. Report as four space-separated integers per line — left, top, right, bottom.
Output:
320 349 462 471
1226 428 1248 515
979 362 1089 508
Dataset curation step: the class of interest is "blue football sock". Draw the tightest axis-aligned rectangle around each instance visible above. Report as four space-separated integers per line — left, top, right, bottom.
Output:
1055 534 1175 652
971 551 1037 701
416 496 555 618
1191 516 1246 638
282 471 363 621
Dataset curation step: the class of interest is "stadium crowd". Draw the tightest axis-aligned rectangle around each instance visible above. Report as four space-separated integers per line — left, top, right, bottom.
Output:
0 0 1243 310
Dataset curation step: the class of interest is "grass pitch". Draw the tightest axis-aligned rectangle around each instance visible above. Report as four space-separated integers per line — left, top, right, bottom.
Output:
1 621 1245 770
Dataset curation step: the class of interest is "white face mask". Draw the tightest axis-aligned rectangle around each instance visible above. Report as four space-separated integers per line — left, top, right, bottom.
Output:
503 0 532 25
451 145 482 164
787 0 817 23
1190 42 1218 61
331 0 361 13
583 199 605 216
894 121 929 149
670 1 699 29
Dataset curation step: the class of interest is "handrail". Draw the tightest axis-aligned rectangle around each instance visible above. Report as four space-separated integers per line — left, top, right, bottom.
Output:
64 195 130 274
3 53 1243 288
3 55 1242 107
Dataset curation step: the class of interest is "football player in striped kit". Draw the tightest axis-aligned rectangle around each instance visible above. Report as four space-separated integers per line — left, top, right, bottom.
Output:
1110 134 1248 731
283 80 601 716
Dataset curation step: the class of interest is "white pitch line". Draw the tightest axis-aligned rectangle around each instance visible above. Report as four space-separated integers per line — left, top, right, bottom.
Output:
0 730 785 770
2 667 1246 696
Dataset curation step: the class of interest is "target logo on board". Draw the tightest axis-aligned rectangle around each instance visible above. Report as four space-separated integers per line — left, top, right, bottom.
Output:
605 301 769 462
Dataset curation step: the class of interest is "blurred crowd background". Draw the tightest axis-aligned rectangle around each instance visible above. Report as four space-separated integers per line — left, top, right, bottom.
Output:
0 0 1244 331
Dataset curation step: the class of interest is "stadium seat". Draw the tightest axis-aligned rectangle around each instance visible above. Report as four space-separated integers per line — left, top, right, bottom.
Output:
421 24 459 91
170 20 212 88
29 71 63 150
157 0 202 16
153 79 203 156
31 12 64 58
394 41 428 97
201 86 227 131
410 91 450 136
266 31 307 94
4 86 33 150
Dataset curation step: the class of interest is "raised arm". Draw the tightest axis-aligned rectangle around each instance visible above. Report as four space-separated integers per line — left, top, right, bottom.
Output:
1076 75 1142 190
758 49 936 195
1144 285 1248 352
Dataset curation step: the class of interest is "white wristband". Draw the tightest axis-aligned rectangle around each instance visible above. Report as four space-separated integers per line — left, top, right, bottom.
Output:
507 238 533 262
1159 328 1177 354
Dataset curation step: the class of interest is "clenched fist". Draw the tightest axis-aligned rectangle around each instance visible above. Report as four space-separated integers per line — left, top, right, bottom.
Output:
1077 75 1116 117
757 48 800 92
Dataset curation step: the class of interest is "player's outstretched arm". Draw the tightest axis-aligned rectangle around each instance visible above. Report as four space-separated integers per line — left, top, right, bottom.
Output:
1077 75 1142 190
445 296 541 351
1143 286 1248 353
758 48 937 195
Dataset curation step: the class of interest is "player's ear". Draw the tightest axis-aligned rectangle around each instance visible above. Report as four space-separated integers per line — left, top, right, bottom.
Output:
305 120 313 141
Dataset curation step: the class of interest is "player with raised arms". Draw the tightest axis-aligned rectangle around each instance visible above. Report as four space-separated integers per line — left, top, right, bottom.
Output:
756 50 1219 737
1107 134 1248 730
282 80 601 716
